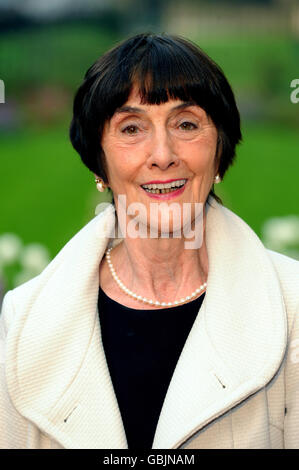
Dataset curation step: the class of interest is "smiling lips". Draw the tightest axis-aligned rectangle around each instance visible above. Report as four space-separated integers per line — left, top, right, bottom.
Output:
141 178 188 199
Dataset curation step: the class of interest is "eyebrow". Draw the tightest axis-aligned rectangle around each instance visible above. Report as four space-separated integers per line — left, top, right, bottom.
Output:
114 101 197 115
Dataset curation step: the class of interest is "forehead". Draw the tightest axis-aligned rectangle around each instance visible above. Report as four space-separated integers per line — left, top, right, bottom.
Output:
112 85 208 119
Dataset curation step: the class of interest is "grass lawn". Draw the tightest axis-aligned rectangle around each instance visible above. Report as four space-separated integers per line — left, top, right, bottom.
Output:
217 120 299 237
0 27 298 264
1 119 298 261
195 32 299 98
0 122 108 258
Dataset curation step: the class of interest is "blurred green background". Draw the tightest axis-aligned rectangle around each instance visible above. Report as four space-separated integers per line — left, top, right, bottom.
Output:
0 0 298 295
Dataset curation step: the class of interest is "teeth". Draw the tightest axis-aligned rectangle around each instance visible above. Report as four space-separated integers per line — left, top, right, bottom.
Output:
142 179 187 190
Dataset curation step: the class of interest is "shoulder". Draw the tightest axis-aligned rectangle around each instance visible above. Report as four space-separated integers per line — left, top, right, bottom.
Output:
267 249 299 333
267 249 299 290
0 204 116 333
0 275 42 333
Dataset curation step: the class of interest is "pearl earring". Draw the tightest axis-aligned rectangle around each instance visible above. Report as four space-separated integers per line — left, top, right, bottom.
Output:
214 174 221 184
95 177 105 192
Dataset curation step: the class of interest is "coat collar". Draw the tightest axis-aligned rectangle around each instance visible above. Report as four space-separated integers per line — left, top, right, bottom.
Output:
6 198 287 449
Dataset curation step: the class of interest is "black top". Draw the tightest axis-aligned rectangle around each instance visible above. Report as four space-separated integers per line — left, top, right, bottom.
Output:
98 286 205 450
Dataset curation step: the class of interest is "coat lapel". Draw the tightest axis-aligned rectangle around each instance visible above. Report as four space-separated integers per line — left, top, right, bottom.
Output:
152 198 287 448
6 199 287 449
6 204 128 448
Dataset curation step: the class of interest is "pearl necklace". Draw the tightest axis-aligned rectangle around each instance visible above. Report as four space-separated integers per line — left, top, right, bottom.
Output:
105 247 207 308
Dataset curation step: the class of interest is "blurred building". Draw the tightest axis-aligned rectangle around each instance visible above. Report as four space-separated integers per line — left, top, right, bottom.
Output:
164 0 299 38
1 1 298 38
0 0 164 34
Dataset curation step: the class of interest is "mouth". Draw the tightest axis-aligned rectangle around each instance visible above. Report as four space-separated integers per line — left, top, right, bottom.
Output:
140 179 188 195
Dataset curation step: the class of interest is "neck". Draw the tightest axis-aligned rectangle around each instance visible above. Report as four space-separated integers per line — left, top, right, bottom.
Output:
108 206 208 303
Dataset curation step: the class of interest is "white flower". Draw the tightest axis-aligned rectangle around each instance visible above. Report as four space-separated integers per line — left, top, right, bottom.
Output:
0 233 23 265
19 243 50 272
262 216 299 252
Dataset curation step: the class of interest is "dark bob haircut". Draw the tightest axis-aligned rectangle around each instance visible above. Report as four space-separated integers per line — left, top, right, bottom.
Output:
70 33 242 204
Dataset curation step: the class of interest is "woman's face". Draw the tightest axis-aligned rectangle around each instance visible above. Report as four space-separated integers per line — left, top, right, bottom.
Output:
100 86 219 235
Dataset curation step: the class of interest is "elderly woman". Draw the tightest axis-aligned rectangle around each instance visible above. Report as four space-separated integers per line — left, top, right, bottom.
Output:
0 33 299 450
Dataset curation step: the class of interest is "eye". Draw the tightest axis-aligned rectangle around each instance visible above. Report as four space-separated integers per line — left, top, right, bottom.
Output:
122 125 139 135
178 121 198 131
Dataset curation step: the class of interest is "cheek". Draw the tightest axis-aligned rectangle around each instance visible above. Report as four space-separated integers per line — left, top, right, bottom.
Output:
103 143 142 186
182 138 217 174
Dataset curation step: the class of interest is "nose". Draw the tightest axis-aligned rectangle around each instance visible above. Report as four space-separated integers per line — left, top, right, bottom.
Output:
146 129 179 170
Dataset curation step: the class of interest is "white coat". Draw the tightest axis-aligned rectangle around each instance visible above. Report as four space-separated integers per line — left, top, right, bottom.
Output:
0 197 299 449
